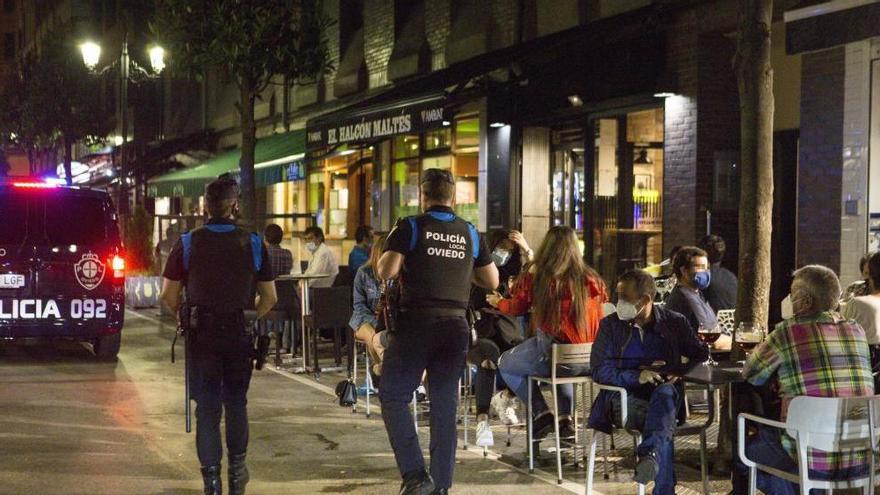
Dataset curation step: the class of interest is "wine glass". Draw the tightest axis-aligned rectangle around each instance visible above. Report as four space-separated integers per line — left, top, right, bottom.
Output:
735 323 766 358
697 324 722 366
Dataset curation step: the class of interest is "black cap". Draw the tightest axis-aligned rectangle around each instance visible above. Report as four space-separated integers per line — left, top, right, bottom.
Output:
420 168 454 185
205 174 240 202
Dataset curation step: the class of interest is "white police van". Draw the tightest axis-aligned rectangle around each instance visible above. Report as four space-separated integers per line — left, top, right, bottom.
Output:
0 179 125 359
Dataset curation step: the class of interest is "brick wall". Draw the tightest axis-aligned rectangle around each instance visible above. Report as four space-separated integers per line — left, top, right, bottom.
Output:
425 0 451 70
797 46 845 271
662 8 699 255
697 32 741 265
364 0 394 89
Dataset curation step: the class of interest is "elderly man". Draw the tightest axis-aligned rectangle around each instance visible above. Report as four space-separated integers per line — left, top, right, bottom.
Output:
733 265 874 495
590 269 709 495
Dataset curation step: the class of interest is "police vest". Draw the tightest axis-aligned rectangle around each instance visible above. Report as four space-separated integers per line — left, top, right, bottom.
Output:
181 224 263 311
399 210 479 312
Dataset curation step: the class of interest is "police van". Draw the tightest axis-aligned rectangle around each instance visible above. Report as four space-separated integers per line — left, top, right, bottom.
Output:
0 179 125 359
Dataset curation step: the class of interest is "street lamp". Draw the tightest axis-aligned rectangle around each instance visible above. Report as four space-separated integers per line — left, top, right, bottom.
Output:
79 41 101 70
79 37 165 220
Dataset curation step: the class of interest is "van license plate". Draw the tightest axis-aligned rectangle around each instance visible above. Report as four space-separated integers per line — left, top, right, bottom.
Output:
0 274 25 289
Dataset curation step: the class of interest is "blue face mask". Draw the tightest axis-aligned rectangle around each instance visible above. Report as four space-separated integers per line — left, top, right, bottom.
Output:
694 270 711 290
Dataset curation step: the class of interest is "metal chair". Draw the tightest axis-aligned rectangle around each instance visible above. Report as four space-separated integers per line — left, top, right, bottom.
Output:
307 286 352 375
263 278 300 368
527 343 593 484
351 337 375 417
738 395 880 495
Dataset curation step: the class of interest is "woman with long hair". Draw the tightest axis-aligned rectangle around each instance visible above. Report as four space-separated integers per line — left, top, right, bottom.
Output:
490 226 606 438
349 233 389 377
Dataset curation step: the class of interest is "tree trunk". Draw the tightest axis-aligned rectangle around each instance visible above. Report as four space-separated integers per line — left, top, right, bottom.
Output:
62 135 73 186
716 0 775 470
238 83 257 229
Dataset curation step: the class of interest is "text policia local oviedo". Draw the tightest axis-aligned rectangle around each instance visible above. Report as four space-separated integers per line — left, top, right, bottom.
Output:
426 231 468 259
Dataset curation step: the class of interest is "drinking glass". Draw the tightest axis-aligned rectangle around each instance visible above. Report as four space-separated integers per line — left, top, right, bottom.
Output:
735 322 766 358
697 324 722 366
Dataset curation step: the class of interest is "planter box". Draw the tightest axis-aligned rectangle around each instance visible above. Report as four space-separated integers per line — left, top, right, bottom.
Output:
125 276 162 308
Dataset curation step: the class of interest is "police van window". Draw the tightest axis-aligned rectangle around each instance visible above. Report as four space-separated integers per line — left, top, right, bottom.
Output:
43 197 108 245
0 194 28 243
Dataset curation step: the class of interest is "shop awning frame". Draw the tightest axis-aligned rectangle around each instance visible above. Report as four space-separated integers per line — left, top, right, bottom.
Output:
147 129 306 198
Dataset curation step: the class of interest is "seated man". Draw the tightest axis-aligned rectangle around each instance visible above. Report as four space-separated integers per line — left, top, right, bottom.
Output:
589 269 709 495
733 265 874 495
665 245 732 350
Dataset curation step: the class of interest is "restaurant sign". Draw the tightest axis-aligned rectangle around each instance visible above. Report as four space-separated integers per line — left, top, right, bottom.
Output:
307 99 447 151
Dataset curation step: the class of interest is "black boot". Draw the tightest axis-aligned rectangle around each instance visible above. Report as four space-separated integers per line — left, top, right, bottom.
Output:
200 465 222 495
399 469 434 495
228 452 250 495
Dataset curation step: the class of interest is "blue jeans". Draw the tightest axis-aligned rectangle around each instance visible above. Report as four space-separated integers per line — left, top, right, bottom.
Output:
733 427 868 495
610 383 680 495
497 331 588 418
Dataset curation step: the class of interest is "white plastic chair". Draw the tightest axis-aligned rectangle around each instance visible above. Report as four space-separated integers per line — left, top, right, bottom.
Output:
738 395 880 494
716 309 736 335
527 343 593 484
586 384 646 495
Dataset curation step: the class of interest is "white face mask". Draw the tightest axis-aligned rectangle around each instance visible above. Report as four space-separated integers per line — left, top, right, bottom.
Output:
306 241 318 254
780 294 794 320
492 249 511 267
616 300 642 321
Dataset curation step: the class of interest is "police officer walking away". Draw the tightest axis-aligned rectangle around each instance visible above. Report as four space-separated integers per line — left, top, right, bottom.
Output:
160 176 277 495
377 168 499 494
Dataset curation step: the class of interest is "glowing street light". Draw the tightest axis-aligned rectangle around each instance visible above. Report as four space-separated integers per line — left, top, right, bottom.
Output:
79 41 101 70
149 45 165 73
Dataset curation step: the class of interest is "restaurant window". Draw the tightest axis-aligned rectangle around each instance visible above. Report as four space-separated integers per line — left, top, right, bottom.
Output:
451 115 479 224
551 126 585 232
308 171 326 231
266 177 308 236
590 107 664 287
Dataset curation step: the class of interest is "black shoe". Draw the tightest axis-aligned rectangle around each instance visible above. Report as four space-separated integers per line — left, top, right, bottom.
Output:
200 465 222 495
558 417 576 440
633 451 659 485
399 469 435 495
532 412 555 441
228 452 250 495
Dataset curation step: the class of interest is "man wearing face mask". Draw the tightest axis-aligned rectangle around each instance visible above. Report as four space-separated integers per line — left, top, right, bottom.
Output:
664 246 732 350
303 226 339 288
589 269 709 494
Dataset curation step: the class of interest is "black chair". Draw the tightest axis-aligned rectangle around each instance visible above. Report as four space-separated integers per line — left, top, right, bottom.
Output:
307 286 353 374
263 279 301 367
333 265 354 287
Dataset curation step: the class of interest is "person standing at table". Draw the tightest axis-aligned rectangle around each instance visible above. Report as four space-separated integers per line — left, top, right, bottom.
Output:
303 226 338 288
733 265 874 495
376 168 499 495
160 176 277 495
589 269 708 495
349 225 374 273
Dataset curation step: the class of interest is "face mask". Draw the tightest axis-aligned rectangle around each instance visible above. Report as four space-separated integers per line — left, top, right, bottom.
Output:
616 300 642 321
492 249 511 267
694 270 711 290
306 242 317 254
780 294 794 320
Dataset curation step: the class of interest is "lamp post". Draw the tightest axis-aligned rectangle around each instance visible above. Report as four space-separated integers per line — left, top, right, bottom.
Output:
79 36 164 219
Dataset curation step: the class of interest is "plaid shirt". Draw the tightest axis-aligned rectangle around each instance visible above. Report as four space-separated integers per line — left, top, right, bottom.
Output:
744 311 874 473
266 244 293 278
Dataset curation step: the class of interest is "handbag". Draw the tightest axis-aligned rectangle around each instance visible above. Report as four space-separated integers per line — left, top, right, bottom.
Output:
335 379 357 407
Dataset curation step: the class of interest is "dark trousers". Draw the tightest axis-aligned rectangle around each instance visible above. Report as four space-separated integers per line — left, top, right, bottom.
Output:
379 315 470 490
190 318 253 467
467 338 504 416
611 383 680 495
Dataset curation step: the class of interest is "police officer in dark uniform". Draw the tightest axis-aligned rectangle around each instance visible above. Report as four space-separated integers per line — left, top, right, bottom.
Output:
160 177 277 495
377 168 499 495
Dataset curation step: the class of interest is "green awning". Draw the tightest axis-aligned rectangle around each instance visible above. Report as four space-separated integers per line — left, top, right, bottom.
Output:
147 129 306 197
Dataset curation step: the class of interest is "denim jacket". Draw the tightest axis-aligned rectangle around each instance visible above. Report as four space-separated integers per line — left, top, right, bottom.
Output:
350 265 381 330
587 305 709 433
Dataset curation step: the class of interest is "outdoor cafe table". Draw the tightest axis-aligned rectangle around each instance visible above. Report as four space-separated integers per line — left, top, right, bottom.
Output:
277 273 331 374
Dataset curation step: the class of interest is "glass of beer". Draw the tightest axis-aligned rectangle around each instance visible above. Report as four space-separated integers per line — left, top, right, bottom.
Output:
697 324 722 365
735 322 766 357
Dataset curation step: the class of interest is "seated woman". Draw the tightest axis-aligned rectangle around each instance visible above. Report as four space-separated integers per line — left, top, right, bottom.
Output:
665 245 732 351
349 234 389 380
468 229 533 448
490 226 607 439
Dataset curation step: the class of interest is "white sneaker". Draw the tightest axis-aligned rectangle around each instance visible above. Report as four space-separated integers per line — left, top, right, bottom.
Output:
475 420 494 447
